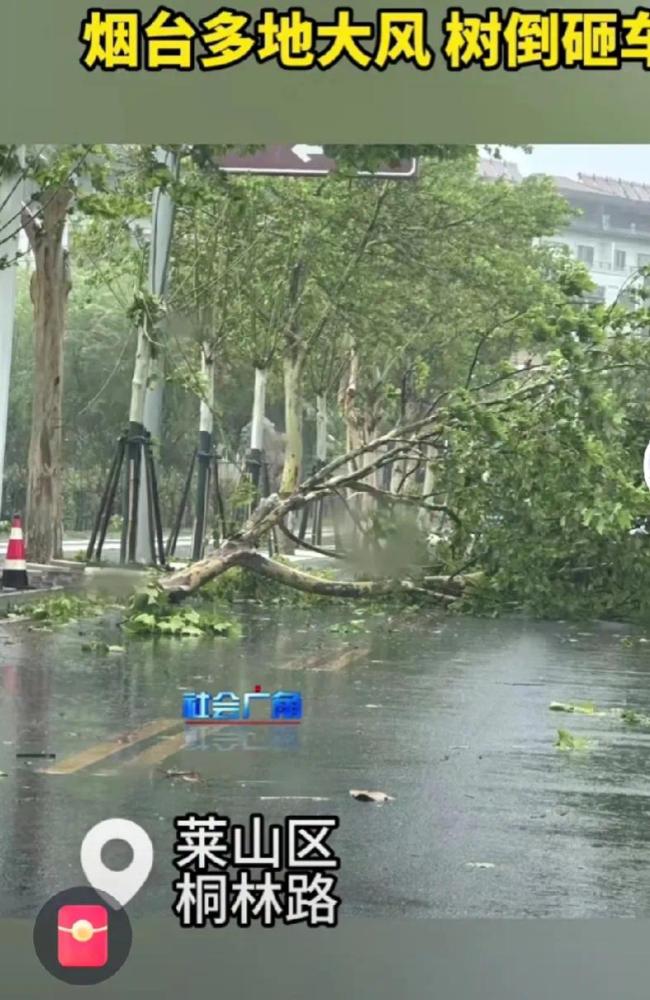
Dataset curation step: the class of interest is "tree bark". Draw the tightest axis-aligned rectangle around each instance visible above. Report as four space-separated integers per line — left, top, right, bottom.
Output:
315 393 328 464
276 353 303 554
161 542 471 603
128 323 150 427
339 343 362 463
337 344 381 551
22 187 73 563
279 353 303 496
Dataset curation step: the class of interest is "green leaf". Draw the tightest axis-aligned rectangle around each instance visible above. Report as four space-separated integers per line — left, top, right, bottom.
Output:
555 729 590 751
179 624 204 637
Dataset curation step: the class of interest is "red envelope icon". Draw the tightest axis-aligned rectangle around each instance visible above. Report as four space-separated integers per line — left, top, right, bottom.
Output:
57 905 109 967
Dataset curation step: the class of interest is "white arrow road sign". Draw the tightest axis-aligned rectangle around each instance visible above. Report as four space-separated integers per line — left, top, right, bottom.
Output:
291 145 324 163
217 146 418 178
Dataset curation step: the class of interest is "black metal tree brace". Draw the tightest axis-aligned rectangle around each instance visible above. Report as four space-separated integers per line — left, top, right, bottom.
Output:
86 432 126 563
166 434 225 562
166 448 197 561
240 448 276 555
298 460 326 546
86 424 167 568
192 430 213 562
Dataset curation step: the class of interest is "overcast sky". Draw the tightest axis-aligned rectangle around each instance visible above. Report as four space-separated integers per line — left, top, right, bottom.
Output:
497 145 650 183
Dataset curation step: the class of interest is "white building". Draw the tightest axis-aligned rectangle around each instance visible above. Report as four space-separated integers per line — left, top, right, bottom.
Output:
480 159 650 306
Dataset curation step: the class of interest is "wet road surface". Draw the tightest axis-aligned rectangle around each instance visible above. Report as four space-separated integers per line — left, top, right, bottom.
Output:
1 606 650 919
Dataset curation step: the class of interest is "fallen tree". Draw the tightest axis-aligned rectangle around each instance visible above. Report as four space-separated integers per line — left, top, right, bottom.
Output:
154 319 650 620
164 544 479 603
158 374 551 603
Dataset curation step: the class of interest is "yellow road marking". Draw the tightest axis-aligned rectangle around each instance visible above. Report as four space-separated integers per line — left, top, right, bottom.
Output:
39 719 181 774
124 732 186 769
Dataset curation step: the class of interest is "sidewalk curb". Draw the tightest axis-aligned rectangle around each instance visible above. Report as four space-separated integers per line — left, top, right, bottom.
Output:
0 586 64 612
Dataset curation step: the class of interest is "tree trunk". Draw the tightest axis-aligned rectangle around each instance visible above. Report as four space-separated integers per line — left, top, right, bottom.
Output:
315 393 328 464
339 344 362 462
192 344 214 560
135 146 180 563
23 187 73 563
160 541 474 604
338 344 381 551
121 310 151 564
250 367 267 453
244 366 268 506
0 147 25 518
279 353 303 497
128 325 150 427
276 354 303 553
336 344 363 549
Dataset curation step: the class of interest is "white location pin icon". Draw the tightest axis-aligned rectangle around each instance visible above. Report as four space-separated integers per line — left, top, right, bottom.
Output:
81 818 153 909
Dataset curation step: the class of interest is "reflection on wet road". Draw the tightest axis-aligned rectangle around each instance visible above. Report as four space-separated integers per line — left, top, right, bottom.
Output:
2 606 650 918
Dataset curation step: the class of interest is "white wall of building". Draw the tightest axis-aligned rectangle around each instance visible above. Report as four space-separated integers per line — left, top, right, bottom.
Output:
544 229 650 305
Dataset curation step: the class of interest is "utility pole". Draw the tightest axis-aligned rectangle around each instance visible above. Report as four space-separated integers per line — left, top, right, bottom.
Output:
0 146 25 519
134 147 180 564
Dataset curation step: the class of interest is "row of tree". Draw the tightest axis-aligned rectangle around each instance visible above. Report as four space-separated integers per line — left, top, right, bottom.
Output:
3 144 650 618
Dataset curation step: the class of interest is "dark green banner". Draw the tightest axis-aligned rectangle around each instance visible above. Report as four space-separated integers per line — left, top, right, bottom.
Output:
0 3 649 142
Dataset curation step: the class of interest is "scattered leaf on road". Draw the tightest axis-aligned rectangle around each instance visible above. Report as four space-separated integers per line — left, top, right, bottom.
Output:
555 729 590 751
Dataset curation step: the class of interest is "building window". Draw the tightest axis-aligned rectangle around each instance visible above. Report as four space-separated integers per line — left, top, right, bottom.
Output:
614 249 627 270
576 244 594 265
602 214 610 229
638 253 650 267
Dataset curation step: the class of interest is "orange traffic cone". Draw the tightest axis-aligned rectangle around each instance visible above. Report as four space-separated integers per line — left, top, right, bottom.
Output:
2 514 29 589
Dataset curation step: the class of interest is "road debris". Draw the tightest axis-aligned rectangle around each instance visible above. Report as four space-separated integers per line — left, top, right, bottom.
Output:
555 729 590 751
163 768 201 783
349 789 394 803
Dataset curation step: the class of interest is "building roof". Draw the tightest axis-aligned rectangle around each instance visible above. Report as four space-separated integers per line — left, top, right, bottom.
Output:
540 175 588 193
574 173 650 202
479 158 650 203
478 158 522 183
